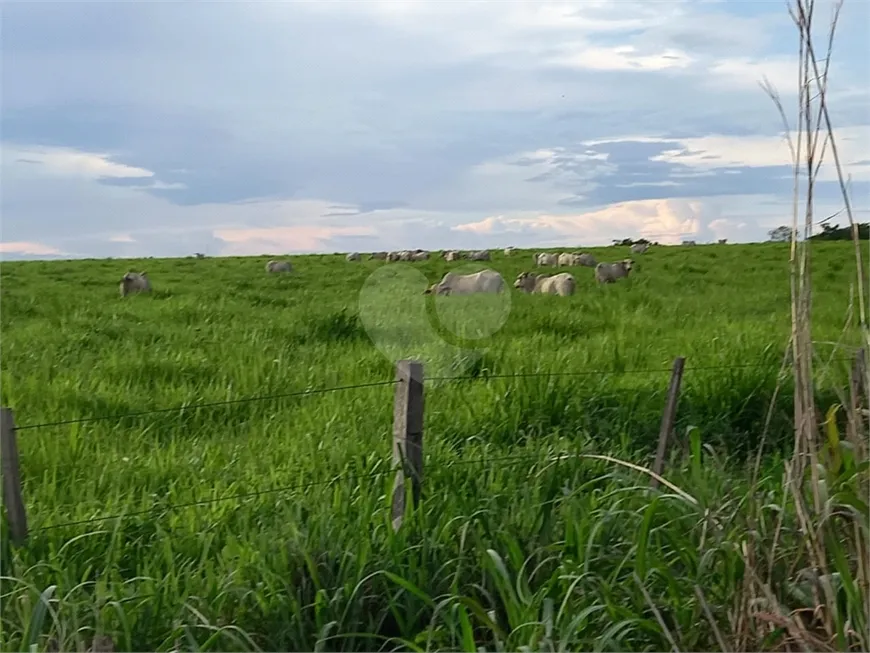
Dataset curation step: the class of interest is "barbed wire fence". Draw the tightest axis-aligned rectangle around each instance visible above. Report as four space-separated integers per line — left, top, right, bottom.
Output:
0 352 861 545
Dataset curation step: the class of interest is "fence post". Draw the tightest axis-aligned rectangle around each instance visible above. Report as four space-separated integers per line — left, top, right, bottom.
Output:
848 348 866 460
1 408 28 545
650 357 686 489
391 360 424 532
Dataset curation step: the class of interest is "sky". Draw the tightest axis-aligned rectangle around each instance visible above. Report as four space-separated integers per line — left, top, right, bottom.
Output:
2 0 869 260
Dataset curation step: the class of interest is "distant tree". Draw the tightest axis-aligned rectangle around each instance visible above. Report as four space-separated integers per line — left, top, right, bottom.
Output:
768 225 793 242
611 237 651 246
809 222 869 241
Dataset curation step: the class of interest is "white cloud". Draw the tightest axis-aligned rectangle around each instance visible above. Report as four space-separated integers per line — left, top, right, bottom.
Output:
547 45 694 72
452 198 704 246
3 144 154 180
648 125 870 181
0 241 66 256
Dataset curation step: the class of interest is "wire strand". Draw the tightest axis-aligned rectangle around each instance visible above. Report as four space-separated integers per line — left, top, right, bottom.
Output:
425 357 850 382
31 452 580 533
14 379 399 432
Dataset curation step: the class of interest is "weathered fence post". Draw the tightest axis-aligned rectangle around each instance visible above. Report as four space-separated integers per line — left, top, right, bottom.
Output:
1 408 28 545
650 357 686 489
848 348 866 460
391 360 424 531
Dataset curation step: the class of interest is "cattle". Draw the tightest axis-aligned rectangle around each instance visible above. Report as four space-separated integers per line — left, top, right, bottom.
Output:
558 252 583 267
119 271 151 297
718 238 728 245
370 251 388 260
514 271 576 297
575 253 597 267
410 250 430 261
467 250 491 261
399 251 413 261
194 253 206 259
630 243 650 254
535 252 558 267
424 269 505 295
346 252 361 262
504 247 515 256
386 251 402 262
595 259 634 284
266 260 293 273
682 240 697 246
443 250 461 261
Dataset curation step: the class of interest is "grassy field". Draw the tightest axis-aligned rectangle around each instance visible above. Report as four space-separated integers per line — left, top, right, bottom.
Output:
0 241 864 651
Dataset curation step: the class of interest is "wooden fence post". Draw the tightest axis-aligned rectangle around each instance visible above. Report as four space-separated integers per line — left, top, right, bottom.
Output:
1 408 28 545
391 360 424 531
848 348 866 460
650 357 686 489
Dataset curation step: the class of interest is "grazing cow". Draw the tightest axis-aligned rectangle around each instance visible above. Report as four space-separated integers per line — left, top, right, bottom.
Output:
468 250 491 261
443 250 461 261
575 253 597 267
346 252 361 262
504 247 515 256
558 252 582 267
399 250 413 261
194 253 206 259
386 251 402 262
514 272 576 297
411 250 430 261
266 260 293 273
682 240 697 246
119 271 151 297
535 252 558 267
370 251 388 260
718 239 728 245
630 243 650 254
424 269 505 295
595 259 634 284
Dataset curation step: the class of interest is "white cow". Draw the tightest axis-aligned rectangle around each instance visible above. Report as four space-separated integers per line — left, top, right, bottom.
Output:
630 243 650 254
119 271 152 297
266 260 293 273
718 239 728 245
595 259 634 284
398 251 413 261
514 272 576 297
346 252 361 262
504 247 515 256
386 251 402 262
468 250 491 261
370 251 388 260
682 240 697 247
557 253 580 267
443 250 461 262
424 269 505 295
411 250 430 261
535 252 558 267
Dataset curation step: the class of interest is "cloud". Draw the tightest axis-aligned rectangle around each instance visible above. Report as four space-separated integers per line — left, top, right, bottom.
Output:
2 0 869 259
4 143 154 180
214 225 379 255
452 198 703 246
0 241 66 257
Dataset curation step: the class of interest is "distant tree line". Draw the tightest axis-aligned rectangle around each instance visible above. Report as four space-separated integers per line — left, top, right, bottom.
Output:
768 222 869 242
611 238 658 246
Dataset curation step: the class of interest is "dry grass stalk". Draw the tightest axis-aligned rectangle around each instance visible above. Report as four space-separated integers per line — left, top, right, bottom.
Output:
751 0 869 650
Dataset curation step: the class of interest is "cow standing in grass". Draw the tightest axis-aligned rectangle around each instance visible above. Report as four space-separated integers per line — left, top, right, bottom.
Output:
266 260 293 273
424 269 505 295
119 272 152 297
595 260 634 284
514 272 576 297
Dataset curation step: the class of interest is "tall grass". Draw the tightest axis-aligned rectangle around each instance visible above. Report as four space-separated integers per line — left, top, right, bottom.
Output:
0 238 862 651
